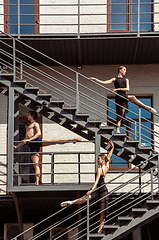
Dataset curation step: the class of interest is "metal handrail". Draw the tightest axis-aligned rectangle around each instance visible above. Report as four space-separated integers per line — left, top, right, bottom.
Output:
0 1 158 39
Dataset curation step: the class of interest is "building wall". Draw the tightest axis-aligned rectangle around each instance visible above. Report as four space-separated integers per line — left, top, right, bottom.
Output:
0 0 3 32
0 94 7 195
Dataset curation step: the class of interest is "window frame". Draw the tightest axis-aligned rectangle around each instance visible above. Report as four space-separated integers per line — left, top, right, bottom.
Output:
107 0 153 33
4 0 39 34
107 96 153 171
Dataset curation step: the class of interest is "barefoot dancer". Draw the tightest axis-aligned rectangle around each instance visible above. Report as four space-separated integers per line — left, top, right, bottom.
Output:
61 140 114 234
14 111 81 185
89 66 156 133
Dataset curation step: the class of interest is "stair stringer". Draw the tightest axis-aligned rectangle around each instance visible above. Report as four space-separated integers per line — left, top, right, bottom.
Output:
102 205 159 240
0 76 158 170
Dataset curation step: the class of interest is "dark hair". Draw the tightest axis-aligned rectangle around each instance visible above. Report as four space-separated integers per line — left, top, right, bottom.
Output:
98 154 108 165
28 111 38 120
118 66 126 74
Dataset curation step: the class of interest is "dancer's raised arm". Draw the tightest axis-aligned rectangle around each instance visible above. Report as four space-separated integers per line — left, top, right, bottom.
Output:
89 77 115 85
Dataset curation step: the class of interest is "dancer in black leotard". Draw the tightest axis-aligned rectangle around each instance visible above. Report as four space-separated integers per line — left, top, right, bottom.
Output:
60 140 114 234
89 66 156 133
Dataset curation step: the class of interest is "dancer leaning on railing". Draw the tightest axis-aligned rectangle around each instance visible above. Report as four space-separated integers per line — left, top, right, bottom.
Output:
14 111 81 185
61 140 114 234
89 66 156 133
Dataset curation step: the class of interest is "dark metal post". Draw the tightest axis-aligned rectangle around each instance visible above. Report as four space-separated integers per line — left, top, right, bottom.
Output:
139 166 141 193
78 0 80 38
51 154 54 185
78 153 80 184
13 38 16 82
95 133 100 172
137 0 140 37
20 60 23 80
87 196 89 240
18 0 20 38
76 72 79 113
151 168 154 200
138 107 141 148
8 86 14 191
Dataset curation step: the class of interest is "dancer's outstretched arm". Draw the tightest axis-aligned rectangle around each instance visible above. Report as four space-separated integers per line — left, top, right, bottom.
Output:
89 77 115 85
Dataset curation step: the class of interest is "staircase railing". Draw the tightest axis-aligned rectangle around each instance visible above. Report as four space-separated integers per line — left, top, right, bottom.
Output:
0 1 158 38
0 30 159 151
11 158 159 240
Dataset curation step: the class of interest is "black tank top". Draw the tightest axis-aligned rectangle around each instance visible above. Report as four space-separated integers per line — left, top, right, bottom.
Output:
114 77 127 97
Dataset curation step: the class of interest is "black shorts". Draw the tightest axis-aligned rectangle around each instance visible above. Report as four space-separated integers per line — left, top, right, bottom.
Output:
28 137 43 156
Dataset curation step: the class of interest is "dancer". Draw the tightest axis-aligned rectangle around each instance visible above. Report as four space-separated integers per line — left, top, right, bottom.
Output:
14 111 81 185
89 66 156 133
61 140 114 234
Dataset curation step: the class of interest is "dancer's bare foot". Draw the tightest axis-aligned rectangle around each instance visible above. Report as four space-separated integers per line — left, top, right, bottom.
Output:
145 106 157 114
73 138 82 144
60 201 72 207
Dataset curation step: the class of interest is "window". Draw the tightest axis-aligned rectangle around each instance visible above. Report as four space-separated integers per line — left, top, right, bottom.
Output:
4 0 39 34
108 97 152 169
108 0 152 32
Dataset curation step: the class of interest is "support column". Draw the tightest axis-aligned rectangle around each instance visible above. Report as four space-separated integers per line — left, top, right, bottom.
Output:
8 86 14 191
95 133 101 172
132 227 142 240
14 193 23 240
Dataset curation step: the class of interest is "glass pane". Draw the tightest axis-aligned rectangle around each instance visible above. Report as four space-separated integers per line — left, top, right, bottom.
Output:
111 152 127 167
9 0 35 34
111 0 127 30
131 0 152 31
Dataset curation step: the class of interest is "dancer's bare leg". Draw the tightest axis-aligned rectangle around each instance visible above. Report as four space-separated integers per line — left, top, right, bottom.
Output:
61 195 91 207
116 108 126 133
42 138 82 147
31 154 40 185
128 95 156 114
98 212 105 233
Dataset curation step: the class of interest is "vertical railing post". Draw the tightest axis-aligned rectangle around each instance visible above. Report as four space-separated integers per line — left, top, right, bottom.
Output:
51 154 54 185
158 153 159 193
95 133 100 172
18 0 20 38
139 166 141 193
87 196 89 240
138 107 141 148
8 87 14 191
137 0 140 37
151 168 154 200
76 72 79 113
78 0 80 38
134 121 137 140
13 38 16 82
20 60 23 80
78 153 80 184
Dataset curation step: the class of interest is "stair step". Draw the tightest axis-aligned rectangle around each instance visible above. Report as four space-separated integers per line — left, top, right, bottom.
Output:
139 146 152 154
76 113 89 121
89 120 101 128
131 208 147 217
104 225 119 234
126 140 139 147
89 233 104 239
100 125 114 134
117 216 133 226
142 161 156 171
38 93 52 102
0 73 14 81
14 80 26 88
50 100 64 108
25 87 39 95
63 106 76 114
113 133 126 141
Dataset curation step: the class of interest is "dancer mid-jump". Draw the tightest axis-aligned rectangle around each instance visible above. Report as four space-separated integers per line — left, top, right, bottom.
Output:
61 140 114 234
14 111 81 185
89 66 156 133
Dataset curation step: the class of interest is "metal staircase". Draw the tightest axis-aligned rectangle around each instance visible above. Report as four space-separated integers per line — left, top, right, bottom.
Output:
1 31 159 239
